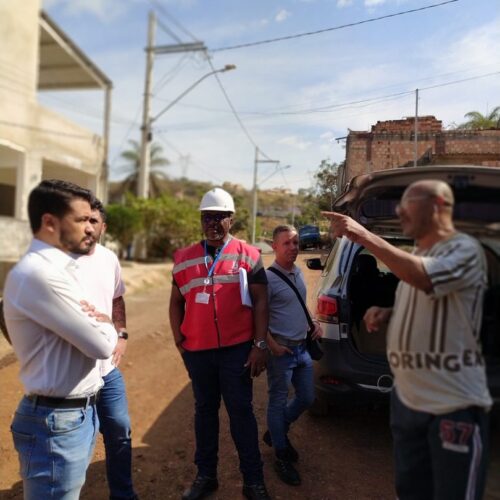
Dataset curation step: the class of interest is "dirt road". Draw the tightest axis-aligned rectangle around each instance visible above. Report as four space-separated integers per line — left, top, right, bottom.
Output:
0 253 498 499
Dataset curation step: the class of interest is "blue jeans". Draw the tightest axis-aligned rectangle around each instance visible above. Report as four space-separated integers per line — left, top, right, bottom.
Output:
266 343 315 452
97 368 136 500
11 395 99 500
182 341 264 484
390 390 490 500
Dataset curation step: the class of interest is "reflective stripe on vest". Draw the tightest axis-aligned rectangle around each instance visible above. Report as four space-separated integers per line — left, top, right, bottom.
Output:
172 239 259 350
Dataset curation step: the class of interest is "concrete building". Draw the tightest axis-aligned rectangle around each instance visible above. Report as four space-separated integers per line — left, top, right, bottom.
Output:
0 1 112 285
341 116 500 185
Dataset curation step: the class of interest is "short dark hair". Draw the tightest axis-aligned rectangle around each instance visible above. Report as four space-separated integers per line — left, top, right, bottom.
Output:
28 179 93 233
272 224 297 241
90 197 107 222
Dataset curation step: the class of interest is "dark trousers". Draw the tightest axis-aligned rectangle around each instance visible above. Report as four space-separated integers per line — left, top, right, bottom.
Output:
390 390 489 500
182 341 263 484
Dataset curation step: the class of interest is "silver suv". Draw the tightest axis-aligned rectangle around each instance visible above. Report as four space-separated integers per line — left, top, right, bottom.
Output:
307 165 500 413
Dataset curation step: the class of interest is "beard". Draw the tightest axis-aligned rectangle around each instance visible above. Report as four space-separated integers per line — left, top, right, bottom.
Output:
204 225 226 242
60 229 95 255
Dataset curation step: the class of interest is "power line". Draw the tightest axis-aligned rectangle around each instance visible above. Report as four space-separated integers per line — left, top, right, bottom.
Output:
152 53 191 94
155 132 225 182
156 16 183 44
211 0 459 52
146 0 198 42
40 93 138 126
206 57 275 161
418 70 500 93
151 67 499 119
0 119 96 140
109 103 144 169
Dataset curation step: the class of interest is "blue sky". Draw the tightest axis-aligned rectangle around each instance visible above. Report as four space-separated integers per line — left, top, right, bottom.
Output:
41 0 500 191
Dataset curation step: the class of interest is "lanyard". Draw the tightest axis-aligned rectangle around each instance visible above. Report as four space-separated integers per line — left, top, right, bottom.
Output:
204 238 230 278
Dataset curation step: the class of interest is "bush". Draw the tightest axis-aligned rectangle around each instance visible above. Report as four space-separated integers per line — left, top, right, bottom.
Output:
105 204 143 259
131 195 201 259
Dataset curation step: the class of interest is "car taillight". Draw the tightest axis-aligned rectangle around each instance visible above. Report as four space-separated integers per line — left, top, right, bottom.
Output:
316 295 338 323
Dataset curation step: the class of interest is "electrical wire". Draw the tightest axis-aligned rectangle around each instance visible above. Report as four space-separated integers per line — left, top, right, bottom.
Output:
156 17 183 44
206 57 276 162
418 70 500 93
40 93 137 126
146 0 198 42
0 119 96 140
109 103 144 170
155 132 225 183
211 0 459 52
152 53 191 94
149 67 499 118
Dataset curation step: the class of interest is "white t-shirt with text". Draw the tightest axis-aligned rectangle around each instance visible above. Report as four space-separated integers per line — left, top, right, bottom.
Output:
387 233 492 414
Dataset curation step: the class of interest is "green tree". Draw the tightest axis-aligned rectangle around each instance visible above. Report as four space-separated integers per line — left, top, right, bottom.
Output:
458 107 500 130
105 204 143 259
231 192 252 241
313 159 340 211
117 139 170 197
131 195 200 259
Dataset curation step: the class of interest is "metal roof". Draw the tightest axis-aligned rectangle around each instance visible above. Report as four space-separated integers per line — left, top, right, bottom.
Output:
38 11 112 91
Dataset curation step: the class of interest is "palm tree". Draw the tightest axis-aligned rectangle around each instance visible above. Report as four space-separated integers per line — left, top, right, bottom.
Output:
117 139 170 197
458 107 500 130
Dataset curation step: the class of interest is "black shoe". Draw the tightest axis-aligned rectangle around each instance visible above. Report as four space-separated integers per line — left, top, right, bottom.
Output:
242 482 271 500
181 476 218 500
274 458 301 486
262 430 299 463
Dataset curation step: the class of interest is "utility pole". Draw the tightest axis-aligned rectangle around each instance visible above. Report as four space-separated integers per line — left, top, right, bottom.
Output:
413 88 419 167
251 147 259 245
251 147 280 245
138 12 208 199
138 11 156 199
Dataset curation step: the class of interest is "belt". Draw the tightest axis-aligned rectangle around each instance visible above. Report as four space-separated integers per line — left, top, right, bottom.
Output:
26 393 99 409
272 334 306 347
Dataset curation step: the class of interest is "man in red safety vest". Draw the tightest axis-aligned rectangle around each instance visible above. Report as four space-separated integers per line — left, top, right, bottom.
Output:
169 187 271 500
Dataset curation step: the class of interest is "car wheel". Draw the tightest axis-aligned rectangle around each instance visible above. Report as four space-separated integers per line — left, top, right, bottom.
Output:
308 395 330 417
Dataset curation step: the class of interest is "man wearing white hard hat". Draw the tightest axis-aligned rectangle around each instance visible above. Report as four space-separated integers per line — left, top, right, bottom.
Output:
170 187 271 500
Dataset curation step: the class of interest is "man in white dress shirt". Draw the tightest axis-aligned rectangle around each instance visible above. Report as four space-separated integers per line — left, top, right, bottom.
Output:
74 199 137 500
4 179 118 500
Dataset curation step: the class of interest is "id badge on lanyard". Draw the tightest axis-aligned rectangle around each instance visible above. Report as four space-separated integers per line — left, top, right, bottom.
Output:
195 291 210 304
196 240 229 305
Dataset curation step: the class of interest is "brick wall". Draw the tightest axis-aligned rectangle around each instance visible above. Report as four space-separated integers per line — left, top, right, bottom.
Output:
345 116 500 180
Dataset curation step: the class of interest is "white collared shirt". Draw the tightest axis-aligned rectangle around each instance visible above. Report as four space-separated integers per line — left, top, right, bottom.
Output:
4 239 118 398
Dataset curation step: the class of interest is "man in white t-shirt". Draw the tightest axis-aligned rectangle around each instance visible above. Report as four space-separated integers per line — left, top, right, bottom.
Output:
325 180 491 500
74 198 138 500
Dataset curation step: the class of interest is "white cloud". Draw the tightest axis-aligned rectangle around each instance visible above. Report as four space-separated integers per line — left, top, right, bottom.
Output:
278 136 312 150
43 0 130 22
41 0 500 192
364 0 386 6
433 17 500 72
275 9 291 23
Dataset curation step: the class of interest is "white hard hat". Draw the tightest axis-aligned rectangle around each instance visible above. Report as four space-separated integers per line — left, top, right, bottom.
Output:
199 187 235 213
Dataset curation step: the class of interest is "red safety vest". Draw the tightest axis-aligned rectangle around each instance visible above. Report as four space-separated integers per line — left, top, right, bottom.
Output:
173 238 260 351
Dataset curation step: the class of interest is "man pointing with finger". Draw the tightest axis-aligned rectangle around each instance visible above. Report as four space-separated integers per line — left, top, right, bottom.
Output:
325 179 491 500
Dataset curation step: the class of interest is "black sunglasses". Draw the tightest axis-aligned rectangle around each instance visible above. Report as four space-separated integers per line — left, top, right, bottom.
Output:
201 213 231 223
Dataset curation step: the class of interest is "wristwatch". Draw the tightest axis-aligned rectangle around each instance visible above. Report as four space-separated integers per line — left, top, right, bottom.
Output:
117 330 129 340
253 339 268 350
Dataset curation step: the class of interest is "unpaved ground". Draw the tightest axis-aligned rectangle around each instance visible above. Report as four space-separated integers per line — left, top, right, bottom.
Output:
0 253 498 499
